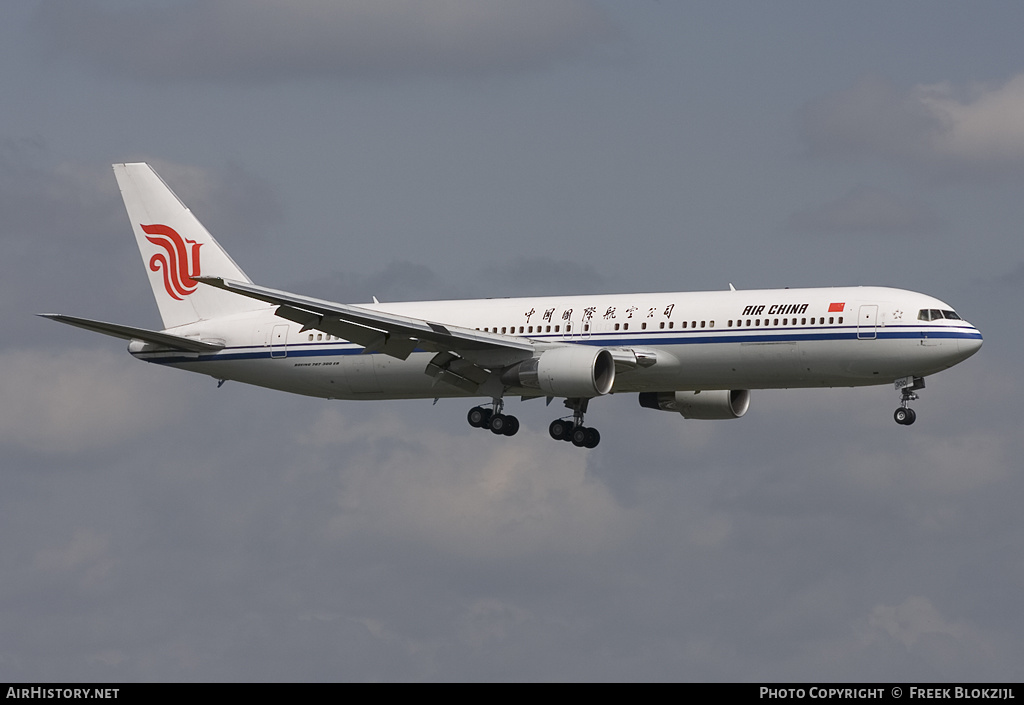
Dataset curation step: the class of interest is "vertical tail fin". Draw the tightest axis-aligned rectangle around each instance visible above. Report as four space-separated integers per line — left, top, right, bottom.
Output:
113 162 268 330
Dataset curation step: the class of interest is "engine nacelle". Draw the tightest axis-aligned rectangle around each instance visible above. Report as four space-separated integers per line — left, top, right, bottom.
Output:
501 347 616 397
638 389 750 420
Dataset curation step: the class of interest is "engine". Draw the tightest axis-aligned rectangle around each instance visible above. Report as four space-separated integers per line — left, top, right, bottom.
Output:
501 347 616 397
638 389 750 420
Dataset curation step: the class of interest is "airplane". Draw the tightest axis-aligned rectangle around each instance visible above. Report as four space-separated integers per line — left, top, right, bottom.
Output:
41 163 983 449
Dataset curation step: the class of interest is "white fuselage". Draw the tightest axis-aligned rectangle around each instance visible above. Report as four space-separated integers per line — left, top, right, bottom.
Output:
131 285 983 401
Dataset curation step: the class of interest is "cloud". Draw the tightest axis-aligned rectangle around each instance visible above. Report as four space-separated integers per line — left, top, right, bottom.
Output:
867 596 963 648
142 158 285 249
0 150 283 343
480 256 612 297
33 0 619 83
0 347 188 454
789 186 943 236
801 74 1024 178
0 139 120 242
293 260 465 304
297 406 629 560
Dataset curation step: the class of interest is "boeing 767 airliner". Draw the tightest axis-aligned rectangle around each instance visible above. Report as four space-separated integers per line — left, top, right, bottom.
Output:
41 163 983 448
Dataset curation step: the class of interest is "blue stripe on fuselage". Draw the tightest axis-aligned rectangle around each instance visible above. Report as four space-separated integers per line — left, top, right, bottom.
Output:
136 324 982 366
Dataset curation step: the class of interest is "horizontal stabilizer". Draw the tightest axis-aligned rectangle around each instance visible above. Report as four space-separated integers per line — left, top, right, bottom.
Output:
38 314 224 352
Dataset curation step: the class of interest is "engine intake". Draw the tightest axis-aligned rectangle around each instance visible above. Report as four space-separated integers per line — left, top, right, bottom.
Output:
638 389 750 419
501 347 615 397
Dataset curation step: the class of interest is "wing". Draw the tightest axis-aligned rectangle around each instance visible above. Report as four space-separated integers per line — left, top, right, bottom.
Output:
38 314 225 352
195 277 539 392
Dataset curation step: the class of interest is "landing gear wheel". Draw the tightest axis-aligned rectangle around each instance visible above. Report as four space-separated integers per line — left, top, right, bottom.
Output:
467 406 487 428
489 413 508 435
583 427 601 448
571 426 588 447
894 407 917 425
549 419 573 441
502 415 520 436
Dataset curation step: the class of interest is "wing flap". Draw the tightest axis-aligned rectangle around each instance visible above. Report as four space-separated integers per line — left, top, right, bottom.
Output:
275 305 420 360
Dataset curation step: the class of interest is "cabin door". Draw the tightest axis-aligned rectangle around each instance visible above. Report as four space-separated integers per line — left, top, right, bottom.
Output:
857 305 878 340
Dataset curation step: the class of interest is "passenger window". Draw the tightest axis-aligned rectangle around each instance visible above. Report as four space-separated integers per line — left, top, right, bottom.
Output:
614 323 620 331
828 317 833 324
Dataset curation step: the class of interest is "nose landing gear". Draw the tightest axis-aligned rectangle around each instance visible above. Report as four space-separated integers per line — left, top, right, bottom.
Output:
894 376 925 426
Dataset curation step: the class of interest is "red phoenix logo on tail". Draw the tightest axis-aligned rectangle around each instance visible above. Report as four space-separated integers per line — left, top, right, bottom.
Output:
142 224 202 300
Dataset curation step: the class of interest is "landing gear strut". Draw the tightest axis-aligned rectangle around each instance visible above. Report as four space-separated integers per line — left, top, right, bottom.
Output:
549 398 600 448
467 398 519 437
894 376 924 426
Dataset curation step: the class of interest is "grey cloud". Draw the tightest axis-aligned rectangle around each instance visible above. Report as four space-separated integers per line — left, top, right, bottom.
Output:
141 159 285 250
0 140 121 246
801 77 941 163
291 256 612 305
789 186 943 236
293 260 465 303
801 74 1024 179
480 256 612 297
33 0 619 84
0 152 283 344
0 348 189 454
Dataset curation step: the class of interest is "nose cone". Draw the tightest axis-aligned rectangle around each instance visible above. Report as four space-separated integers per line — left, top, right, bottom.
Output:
958 326 983 359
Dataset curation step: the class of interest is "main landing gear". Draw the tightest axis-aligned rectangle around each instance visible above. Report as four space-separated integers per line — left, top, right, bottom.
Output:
466 397 601 448
467 399 519 437
548 398 600 448
894 376 925 426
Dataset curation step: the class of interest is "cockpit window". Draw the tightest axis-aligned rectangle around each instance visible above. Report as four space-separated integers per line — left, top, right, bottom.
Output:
918 308 962 321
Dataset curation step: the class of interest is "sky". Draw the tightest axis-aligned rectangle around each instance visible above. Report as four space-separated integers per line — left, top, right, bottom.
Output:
2 0 1023 682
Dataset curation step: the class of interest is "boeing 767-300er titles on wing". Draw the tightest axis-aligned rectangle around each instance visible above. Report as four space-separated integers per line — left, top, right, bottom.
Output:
42 164 983 448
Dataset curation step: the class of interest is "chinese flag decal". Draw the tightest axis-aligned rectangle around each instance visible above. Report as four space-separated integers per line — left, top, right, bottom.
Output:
828 302 845 313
